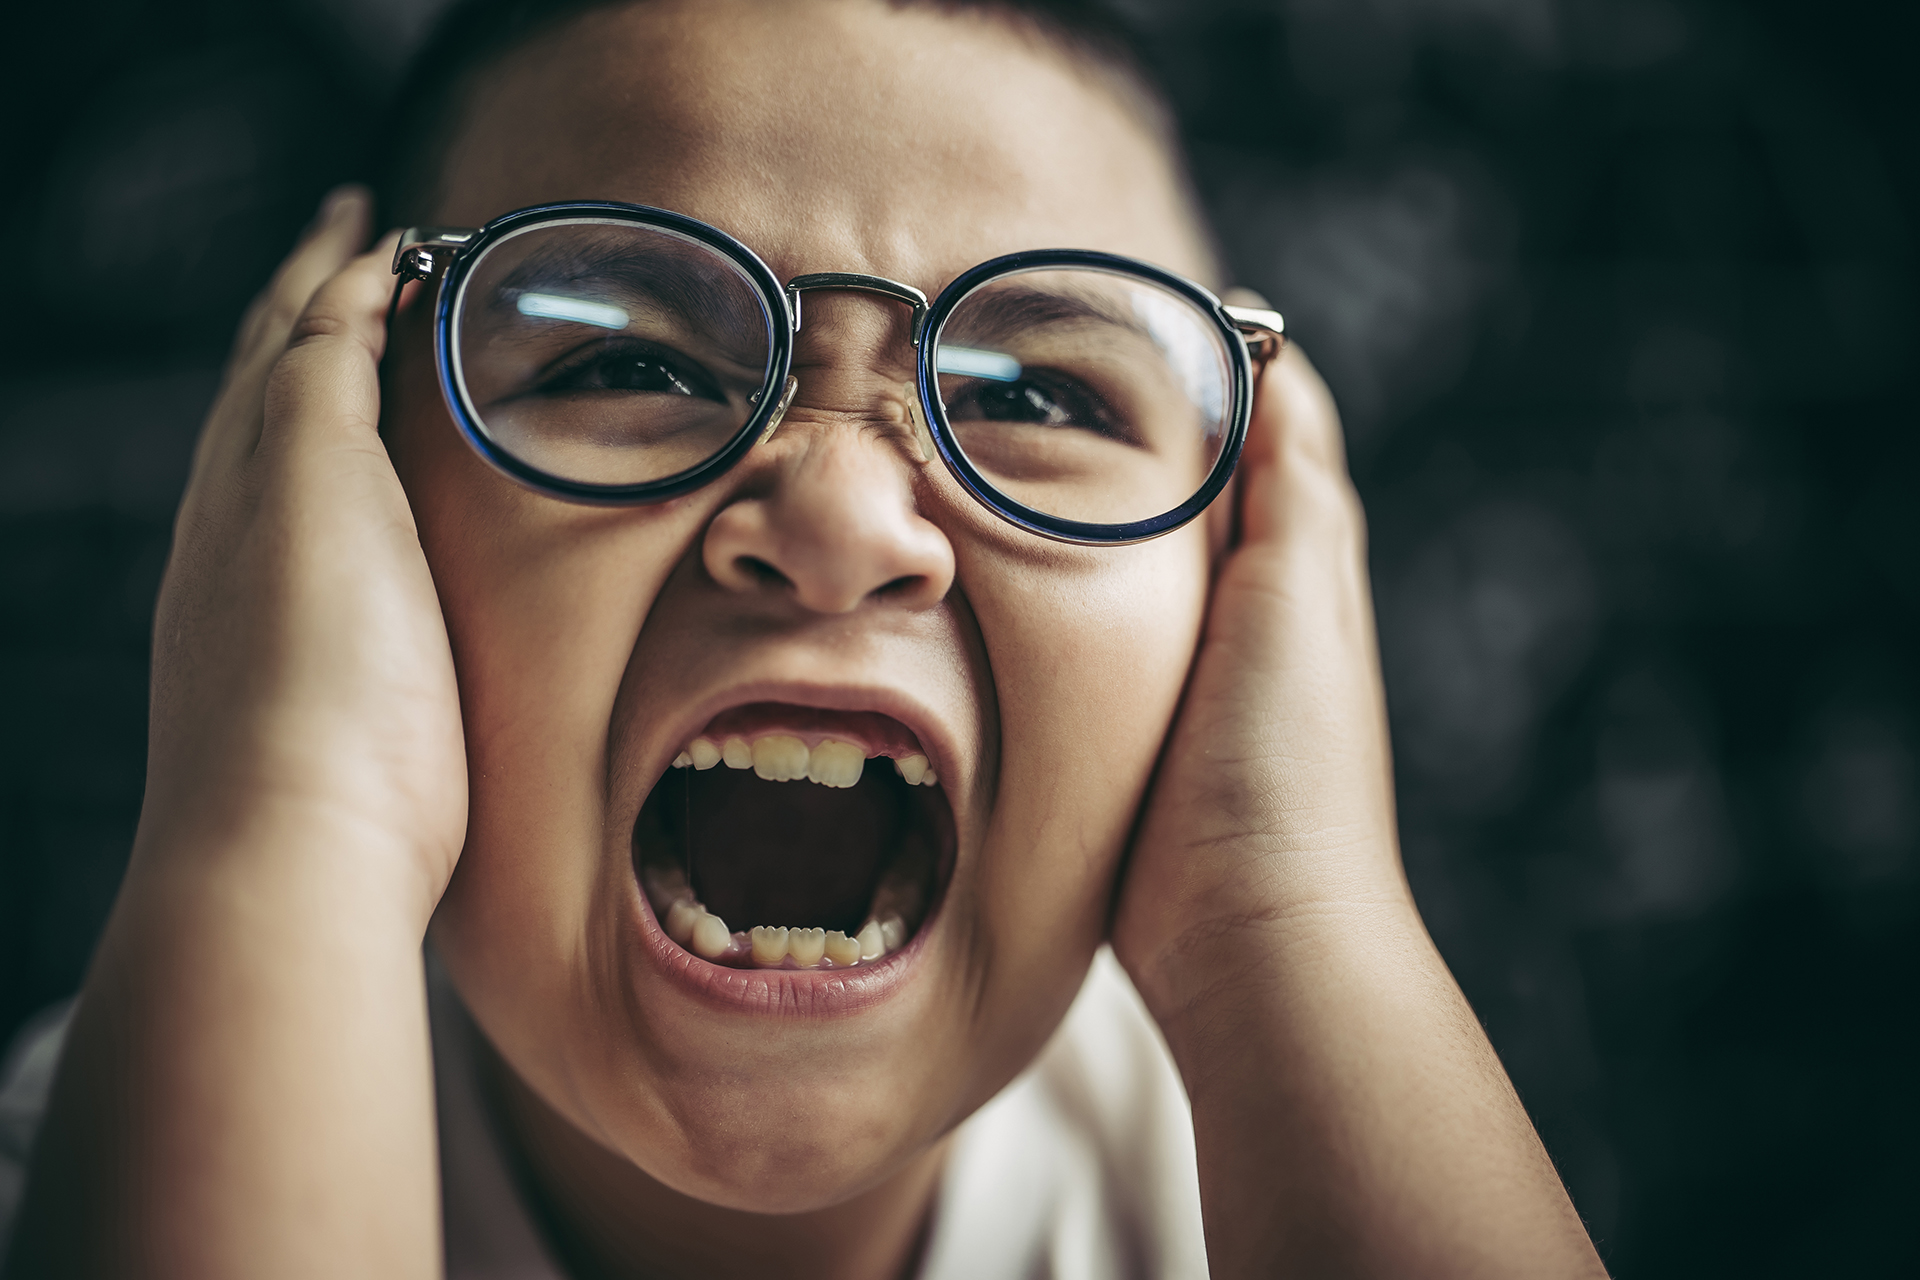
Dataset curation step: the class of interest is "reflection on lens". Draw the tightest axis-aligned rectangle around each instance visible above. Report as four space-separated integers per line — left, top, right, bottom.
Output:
452 219 776 488
933 268 1233 527
515 293 629 330
936 346 1022 381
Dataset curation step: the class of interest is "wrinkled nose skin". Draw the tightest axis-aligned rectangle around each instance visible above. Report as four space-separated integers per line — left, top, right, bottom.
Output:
701 405 957 614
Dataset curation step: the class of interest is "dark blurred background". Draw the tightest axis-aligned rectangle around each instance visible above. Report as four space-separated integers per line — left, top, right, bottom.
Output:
1 0 1913 1272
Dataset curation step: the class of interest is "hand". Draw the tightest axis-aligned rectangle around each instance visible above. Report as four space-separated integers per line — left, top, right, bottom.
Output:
1111 344 1401 1022
1108 349 1606 1278
5 192 465 1278
140 186 467 921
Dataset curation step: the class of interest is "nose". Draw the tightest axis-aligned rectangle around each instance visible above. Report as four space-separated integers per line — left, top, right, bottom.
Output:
701 411 956 614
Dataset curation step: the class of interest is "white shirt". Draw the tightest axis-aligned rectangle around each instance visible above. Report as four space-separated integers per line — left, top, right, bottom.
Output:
1 949 1208 1278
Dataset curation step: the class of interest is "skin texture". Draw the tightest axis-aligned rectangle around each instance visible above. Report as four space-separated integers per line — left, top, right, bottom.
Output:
6 2 1609 1277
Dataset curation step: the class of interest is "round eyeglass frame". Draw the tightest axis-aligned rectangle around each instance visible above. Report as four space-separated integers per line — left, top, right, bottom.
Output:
408 200 1279 545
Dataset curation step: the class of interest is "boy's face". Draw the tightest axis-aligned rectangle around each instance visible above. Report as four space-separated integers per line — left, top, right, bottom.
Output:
390 0 1218 1212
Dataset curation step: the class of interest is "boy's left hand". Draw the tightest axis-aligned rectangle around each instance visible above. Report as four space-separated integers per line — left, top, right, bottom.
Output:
1110 344 1403 1025
1109 347 1608 1279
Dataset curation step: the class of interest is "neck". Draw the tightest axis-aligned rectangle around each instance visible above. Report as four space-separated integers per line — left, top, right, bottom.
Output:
482 1046 946 1280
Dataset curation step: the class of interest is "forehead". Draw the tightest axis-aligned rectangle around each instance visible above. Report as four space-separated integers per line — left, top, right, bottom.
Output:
432 0 1213 294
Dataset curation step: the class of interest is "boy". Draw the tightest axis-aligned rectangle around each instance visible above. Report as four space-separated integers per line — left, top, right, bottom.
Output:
5 1 1608 1275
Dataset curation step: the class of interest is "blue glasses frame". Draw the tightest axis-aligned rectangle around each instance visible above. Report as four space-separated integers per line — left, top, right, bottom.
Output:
394 200 1284 545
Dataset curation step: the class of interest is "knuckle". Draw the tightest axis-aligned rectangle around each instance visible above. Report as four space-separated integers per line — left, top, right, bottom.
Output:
262 343 319 406
287 306 356 347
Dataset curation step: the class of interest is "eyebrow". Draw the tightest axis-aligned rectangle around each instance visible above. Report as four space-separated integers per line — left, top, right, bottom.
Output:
939 282 1153 346
483 229 772 364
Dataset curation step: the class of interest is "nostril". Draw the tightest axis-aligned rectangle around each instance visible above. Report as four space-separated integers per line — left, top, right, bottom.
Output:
738 557 791 590
700 454 956 610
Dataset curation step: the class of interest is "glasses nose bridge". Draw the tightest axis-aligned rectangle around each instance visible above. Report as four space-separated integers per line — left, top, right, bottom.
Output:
785 272 929 349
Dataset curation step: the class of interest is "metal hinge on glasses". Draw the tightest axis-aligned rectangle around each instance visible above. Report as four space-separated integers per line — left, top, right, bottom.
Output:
1223 304 1286 368
393 227 479 282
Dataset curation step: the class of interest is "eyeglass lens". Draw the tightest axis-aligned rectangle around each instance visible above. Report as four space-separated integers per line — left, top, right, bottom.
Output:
451 220 1236 527
932 268 1233 526
452 218 776 488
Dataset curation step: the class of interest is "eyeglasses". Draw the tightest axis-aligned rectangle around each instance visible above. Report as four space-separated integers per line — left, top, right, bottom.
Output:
392 201 1283 544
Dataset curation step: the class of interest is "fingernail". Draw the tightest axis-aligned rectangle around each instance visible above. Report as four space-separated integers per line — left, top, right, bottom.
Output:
301 189 344 241
321 183 370 222
302 185 368 239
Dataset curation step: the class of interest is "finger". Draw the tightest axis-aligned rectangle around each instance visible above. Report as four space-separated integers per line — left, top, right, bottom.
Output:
1235 343 1361 553
259 230 407 465
190 188 376 491
1244 343 1345 475
1213 346 1389 812
240 186 376 357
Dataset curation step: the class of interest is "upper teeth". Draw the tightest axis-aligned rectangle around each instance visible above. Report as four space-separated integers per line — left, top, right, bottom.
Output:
671 735 938 787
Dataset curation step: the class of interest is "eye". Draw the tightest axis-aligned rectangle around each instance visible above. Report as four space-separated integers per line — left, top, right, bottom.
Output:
946 371 1116 435
538 338 727 402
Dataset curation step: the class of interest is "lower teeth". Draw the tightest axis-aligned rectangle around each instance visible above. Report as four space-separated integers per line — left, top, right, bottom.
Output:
644 864 919 968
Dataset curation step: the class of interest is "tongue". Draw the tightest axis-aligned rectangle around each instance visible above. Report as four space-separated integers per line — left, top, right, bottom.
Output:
643 766 905 935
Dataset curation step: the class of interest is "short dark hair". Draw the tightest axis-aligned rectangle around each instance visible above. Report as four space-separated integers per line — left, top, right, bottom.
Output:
376 0 1180 227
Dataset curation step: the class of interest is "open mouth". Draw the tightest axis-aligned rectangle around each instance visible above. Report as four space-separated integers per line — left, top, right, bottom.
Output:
633 702 955 971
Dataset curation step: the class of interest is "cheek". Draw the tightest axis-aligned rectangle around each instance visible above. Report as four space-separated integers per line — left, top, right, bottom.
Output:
387 350 701 1024
959 530 1210 973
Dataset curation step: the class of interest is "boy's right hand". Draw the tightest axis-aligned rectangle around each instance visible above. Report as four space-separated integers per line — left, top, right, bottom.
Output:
6 191 460 1277
142 186 467 925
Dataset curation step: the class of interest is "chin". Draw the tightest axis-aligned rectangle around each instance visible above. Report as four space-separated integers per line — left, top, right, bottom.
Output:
634 1080 942 1214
